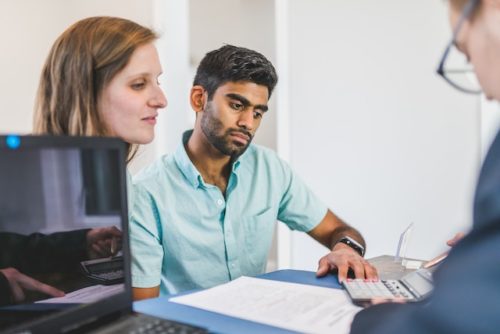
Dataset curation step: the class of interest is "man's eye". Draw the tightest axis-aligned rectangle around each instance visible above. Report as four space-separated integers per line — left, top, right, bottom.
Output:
254 111 263 119
230 102 244 110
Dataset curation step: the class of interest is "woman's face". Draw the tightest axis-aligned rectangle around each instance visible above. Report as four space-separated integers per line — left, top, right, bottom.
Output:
450 1 500 100
99 42 167 144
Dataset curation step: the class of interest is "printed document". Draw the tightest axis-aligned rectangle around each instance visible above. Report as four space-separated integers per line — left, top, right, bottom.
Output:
36 284 124 304
170 276 361 334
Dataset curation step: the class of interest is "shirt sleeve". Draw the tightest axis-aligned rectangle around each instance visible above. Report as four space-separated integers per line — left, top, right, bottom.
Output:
276 158 328 232
0 230 88 274
129 182 164 288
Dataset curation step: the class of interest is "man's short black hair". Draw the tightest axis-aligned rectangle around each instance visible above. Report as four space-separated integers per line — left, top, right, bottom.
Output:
193 44 278 100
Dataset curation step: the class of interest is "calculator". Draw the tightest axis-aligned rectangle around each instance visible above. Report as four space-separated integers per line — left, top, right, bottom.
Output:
80 256 124 285
343 268 434 306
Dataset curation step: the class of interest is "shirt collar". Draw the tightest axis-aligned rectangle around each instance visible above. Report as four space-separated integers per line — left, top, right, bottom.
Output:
174 130 203 188
173 130 246 188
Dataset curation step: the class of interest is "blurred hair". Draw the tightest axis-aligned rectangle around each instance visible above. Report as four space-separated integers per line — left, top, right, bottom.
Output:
33 16 157 161
449 0 481 17
193 44 278 101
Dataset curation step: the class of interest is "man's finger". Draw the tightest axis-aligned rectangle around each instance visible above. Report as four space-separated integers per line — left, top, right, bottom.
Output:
101 226 122 238
370 297 406 305
17 274 65 297
108 226 122 237
316 258 332 277
9 279 26 303
337 262 349 283
363 262 379 280
446 232 465 247
92 243 105 255
350 260 365 279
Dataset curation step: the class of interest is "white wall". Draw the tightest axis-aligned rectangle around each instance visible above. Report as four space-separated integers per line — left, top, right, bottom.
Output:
0 0 493 272
0 0 153 135
150 0 191 158
282 0 480 269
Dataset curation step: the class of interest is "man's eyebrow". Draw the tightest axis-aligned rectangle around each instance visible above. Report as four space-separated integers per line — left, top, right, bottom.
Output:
226 93 268 112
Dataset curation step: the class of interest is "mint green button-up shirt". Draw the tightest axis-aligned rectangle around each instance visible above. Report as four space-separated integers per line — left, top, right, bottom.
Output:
130 131 327 295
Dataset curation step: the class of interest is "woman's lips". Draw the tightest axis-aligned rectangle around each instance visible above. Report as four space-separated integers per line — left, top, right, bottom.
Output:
142 116 157 125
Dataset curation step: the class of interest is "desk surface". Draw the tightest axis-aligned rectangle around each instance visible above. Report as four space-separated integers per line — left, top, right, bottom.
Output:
134 256 419 333
368 255 424 280
134 270 341 334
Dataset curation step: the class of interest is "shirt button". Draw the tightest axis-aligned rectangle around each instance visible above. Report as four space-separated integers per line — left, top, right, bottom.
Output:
217 199 224 206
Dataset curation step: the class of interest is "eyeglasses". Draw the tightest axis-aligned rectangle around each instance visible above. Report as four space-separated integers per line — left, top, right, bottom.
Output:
436 0 481 94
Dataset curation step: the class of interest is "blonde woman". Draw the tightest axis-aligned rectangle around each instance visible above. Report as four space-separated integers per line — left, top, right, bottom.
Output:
34 16 167 165
32 16 167 302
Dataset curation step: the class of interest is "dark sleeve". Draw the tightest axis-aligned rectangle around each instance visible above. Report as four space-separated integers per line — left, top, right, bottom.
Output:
350 227 500 334
0 272 13 307
351 130 500 334
0 229 90 274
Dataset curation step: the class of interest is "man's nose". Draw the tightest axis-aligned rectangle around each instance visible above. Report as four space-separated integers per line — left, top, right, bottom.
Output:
236 109 254 130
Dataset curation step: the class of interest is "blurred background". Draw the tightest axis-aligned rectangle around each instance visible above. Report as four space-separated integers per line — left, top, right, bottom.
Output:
1 0 499 271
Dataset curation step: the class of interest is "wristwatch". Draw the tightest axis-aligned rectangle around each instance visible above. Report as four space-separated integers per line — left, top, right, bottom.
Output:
337 236 365 257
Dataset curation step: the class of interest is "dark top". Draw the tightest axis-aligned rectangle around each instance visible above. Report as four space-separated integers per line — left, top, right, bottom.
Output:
0 273 11 306
351 129 500 334
0 229 89 306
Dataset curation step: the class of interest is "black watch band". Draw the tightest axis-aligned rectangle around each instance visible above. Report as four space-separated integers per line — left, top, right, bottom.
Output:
337 236 365 257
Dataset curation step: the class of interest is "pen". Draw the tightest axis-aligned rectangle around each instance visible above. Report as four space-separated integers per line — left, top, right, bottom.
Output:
110 237 116 257
423 251 448 269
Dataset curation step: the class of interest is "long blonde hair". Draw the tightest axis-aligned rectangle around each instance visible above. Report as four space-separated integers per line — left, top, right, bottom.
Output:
33 16 157 160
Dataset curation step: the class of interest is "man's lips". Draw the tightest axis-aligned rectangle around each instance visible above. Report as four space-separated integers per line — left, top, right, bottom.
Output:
230 131 251 145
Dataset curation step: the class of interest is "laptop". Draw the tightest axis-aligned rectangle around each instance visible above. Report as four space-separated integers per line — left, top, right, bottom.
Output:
0 135 207 334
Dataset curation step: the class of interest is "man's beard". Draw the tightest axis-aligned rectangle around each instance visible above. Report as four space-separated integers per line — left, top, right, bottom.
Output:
200 103 253 158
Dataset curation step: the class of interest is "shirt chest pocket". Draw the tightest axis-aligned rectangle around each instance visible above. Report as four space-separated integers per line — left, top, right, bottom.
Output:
239 207 277 271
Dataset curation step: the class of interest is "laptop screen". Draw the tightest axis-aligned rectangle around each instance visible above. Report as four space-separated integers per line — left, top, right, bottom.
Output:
0 135 132 333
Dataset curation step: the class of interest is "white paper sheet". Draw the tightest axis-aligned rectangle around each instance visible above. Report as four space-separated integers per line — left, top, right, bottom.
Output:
36 284 124 304
170 277 361 334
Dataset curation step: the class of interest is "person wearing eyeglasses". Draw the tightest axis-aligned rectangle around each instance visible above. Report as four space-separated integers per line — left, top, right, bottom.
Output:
350 0 500 333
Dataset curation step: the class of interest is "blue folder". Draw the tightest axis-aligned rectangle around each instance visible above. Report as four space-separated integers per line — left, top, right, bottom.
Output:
134 270 342 334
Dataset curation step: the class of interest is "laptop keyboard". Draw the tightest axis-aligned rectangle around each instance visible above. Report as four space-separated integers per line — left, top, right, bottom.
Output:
94 314 207 334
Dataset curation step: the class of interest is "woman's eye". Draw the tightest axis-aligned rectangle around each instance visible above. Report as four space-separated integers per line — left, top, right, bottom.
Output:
131 81 146 90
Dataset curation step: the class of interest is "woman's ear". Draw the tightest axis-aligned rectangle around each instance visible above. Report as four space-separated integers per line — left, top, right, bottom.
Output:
484 0 500 9
190 85 206 113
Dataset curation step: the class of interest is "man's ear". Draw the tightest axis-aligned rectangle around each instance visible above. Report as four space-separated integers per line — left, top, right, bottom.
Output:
190 85 206 113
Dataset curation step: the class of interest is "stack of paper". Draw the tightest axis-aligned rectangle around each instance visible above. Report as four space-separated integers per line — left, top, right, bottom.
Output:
171 276 361 334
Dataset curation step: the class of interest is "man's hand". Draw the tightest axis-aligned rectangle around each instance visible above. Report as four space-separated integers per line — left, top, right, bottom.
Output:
446 232 465 247
0 268 65 303
368 297 407 306
86 226 123 259
316 242 378 283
